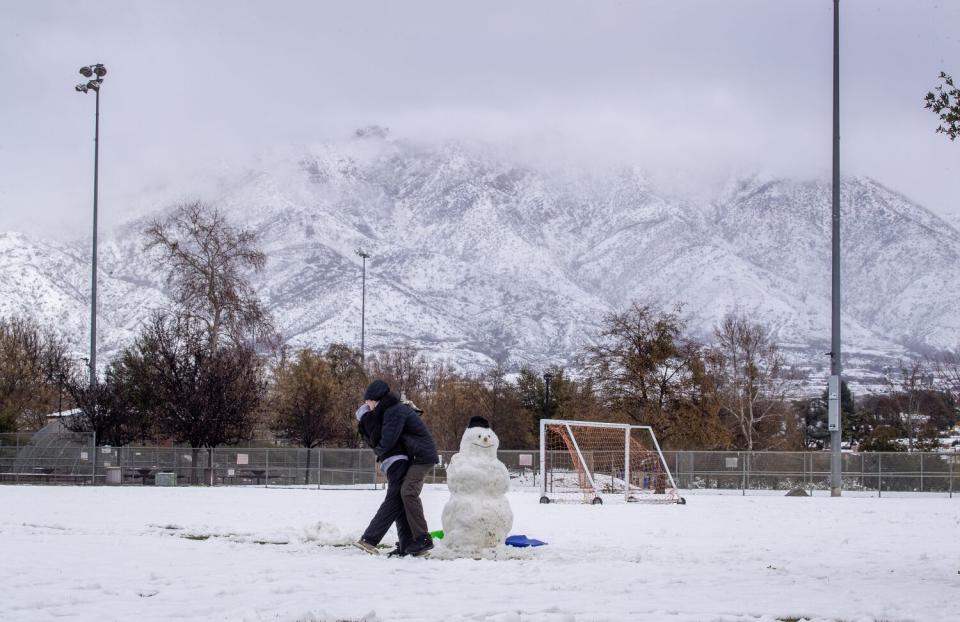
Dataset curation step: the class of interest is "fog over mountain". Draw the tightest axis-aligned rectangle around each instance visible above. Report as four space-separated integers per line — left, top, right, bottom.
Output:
2 133 958 396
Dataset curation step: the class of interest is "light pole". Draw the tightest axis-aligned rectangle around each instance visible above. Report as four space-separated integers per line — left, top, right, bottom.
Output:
75 63 107 387
543 372 553 420
356 249 371 365
828 0 843 497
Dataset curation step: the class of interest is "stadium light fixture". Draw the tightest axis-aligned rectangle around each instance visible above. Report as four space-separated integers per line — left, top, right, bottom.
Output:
75 64 107 387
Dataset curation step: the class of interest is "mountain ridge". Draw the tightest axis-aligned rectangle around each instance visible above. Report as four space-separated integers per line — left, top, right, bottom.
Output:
2 138 957 394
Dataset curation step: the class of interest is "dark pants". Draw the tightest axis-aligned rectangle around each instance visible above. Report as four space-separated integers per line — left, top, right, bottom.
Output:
400 462 432 540
362 461 413 550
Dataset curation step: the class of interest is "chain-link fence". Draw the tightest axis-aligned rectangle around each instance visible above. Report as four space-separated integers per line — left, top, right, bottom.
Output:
663 451 959 495
1 433 957 496
0 433 383 488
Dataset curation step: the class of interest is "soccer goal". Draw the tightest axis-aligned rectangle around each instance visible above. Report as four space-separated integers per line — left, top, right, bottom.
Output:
539 420 684 505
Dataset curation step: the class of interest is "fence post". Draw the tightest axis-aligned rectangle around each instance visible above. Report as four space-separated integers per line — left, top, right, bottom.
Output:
675 452 680 489
878 453 883 498
91 432 97 486
265 448 270 488
920 453 924 493
737 454 747 497
747 452 751 494
950 454 954 499
318 448 323 490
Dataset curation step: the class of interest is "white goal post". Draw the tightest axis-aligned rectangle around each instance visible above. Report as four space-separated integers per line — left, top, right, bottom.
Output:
539 419 684 505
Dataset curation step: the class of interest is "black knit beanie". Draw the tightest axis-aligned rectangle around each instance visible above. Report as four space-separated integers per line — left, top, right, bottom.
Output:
363 379 390 402
467 416 490 429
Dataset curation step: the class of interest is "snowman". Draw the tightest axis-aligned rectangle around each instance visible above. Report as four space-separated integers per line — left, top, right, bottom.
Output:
440 416 514 554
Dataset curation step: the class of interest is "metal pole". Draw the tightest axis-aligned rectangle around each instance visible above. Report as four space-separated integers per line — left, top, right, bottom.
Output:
539 419 546 499
89 86 100 387
878 453 882 498
829 0 843 498
361 256 366 363
356 249 370 365
623 427 631 500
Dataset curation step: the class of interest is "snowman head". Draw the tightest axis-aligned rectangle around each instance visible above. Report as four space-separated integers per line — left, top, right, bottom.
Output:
459 416 500 457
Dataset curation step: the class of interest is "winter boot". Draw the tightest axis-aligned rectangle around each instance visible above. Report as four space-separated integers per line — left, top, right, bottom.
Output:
406 534 434 557
386 546 407 558
352 538 380 555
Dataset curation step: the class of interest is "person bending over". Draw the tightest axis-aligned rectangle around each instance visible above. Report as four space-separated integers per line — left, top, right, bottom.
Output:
353 400 413 557
363 379 439 557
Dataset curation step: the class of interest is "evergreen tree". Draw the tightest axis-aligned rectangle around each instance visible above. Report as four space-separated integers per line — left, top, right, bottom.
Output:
804 379 856 448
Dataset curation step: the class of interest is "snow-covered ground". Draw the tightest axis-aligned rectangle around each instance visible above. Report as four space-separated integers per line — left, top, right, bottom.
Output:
1 485 958 622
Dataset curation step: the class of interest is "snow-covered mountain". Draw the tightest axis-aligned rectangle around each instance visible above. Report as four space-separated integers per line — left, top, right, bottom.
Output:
2 134 959 384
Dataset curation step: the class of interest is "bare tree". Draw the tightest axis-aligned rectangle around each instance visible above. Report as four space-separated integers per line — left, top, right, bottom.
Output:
583 304 688 416
0 316 70 432
322 343 369 441
709 313 789 451
933 347 960 402
476 366 529 450
884 359 942 451
368 345 429 400
925 72 960 141
118 313 265 483
63 371 137 447
421 371 478 451
144 201 271 352
271 349 354 483
581 303 724 448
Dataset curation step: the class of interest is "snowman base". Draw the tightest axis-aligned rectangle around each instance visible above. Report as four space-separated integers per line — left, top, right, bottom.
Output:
429 542 532 561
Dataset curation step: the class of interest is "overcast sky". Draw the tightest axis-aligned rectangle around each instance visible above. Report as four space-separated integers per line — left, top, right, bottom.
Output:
1 0 958 237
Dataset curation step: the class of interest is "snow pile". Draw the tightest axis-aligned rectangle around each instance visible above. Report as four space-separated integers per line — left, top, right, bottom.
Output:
300 521 351 546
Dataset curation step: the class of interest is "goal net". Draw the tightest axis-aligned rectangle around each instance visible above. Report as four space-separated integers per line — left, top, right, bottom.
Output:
539 419 682 504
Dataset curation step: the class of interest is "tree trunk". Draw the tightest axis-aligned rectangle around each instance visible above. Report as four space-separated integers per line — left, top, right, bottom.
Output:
304 446 312 486
191 447 200 485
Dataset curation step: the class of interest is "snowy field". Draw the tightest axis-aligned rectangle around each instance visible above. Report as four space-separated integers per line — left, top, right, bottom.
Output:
1 485 958 622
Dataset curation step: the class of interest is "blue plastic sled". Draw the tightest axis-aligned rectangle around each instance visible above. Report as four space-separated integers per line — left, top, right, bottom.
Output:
505 534 547 547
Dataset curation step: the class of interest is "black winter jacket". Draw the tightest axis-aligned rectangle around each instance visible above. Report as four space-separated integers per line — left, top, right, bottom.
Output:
358 405 406 462
374 393 439 465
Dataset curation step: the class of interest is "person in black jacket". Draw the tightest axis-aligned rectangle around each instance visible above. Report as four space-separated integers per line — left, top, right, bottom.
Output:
363 379 439 556
353 400 413 557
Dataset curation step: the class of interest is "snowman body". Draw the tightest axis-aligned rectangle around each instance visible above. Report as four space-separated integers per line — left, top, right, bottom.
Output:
440 426 513 553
